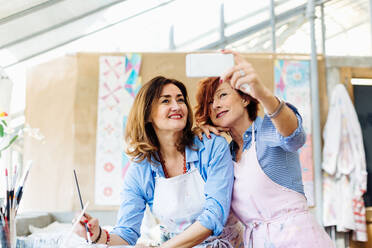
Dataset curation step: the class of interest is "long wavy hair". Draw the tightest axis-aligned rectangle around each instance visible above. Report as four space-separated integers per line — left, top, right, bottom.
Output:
125 76 194 163
195 77 259 125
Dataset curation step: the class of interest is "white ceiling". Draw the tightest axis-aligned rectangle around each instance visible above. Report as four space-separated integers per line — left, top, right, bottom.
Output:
0 0 370 68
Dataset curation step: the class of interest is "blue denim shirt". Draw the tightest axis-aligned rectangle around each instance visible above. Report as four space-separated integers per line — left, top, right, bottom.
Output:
111 135 234 245
230 103 306 195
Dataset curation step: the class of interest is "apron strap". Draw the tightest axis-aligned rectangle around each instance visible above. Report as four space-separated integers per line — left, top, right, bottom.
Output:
251 122 255 148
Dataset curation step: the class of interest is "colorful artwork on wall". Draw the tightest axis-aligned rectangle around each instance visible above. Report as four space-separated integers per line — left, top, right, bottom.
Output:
274 59 315 206
95 54 141 205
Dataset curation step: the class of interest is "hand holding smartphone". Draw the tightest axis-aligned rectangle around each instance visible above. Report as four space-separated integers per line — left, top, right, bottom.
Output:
185 52 251 94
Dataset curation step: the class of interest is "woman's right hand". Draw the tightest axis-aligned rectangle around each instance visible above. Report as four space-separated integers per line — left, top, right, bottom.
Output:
220 49 272 103
193 124 230 140
73 212 101 242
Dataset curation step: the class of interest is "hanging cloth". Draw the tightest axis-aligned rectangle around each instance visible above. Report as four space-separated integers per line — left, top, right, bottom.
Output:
322 83 368 241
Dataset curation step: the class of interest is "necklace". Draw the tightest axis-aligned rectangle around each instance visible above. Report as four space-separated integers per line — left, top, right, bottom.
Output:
158 151 187 178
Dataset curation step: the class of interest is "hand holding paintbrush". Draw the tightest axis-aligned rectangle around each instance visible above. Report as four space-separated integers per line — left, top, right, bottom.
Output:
73 169 92 244
63 201 90 247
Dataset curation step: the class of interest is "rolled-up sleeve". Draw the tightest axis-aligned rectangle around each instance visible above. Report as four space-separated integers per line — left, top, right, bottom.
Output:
279 103 306 152
111 164 147 245
262 103 306 152
196 136 234 236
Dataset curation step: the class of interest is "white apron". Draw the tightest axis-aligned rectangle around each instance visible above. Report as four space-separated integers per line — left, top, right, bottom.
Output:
152 162 244 248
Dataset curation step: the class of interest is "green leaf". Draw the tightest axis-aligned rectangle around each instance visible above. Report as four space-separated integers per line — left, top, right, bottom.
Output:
0 124 3 137
0 134 18 152
1 120 7 127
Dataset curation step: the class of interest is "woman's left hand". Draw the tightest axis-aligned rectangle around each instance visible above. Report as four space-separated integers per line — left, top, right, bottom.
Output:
220 50 272 102
193 124 230 140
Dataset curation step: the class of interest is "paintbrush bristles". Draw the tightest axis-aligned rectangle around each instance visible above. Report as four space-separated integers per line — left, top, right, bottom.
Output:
1 160 33 247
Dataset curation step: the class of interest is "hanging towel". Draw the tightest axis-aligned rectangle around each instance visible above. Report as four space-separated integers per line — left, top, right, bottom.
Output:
322 83 368 241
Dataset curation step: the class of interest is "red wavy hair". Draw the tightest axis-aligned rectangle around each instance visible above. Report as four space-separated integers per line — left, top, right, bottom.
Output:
195 77 259 125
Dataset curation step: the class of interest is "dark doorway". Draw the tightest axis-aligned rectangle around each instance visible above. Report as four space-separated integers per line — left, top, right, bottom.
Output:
353 79 372 207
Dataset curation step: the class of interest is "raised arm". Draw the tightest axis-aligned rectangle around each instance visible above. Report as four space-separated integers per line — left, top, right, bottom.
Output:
221 50 298 137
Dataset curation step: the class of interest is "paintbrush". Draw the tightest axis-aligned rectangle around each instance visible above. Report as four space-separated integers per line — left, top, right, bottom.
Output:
5 168 9 220
9 164 16 210
73 169 91 244
15 160 32 212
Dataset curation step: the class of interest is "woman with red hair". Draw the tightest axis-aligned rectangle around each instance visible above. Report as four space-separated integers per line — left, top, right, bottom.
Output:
195 51 334 248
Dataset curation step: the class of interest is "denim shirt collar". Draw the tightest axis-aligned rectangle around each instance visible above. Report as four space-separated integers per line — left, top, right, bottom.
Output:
229 117 263 161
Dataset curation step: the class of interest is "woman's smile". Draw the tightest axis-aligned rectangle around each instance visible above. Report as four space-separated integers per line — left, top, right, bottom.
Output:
168 113 183 119
216 110 228 119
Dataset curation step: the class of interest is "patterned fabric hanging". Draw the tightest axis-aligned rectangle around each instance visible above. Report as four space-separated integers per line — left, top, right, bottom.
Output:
95 54 142 205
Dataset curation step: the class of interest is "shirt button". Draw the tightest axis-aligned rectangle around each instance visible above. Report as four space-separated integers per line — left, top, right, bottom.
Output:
245 134 248 138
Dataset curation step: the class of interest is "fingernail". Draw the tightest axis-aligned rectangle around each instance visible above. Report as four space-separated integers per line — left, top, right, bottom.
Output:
221 49 225 52
88 224 92 228
84 220 88 223
208 135 211 139
219 79 223 83
90 232 93 237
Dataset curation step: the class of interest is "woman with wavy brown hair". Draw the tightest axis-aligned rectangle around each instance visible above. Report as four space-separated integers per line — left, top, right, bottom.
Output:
74 76 243 247
194 51 334 248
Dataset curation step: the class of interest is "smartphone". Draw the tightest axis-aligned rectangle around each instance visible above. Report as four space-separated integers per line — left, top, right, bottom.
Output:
186 53 234 77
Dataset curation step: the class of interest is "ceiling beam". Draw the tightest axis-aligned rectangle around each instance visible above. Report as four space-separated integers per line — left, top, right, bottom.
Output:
198 0 332 50
3 0 176 68
175 0 291 49
0 0 65 25
0 0 129 49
